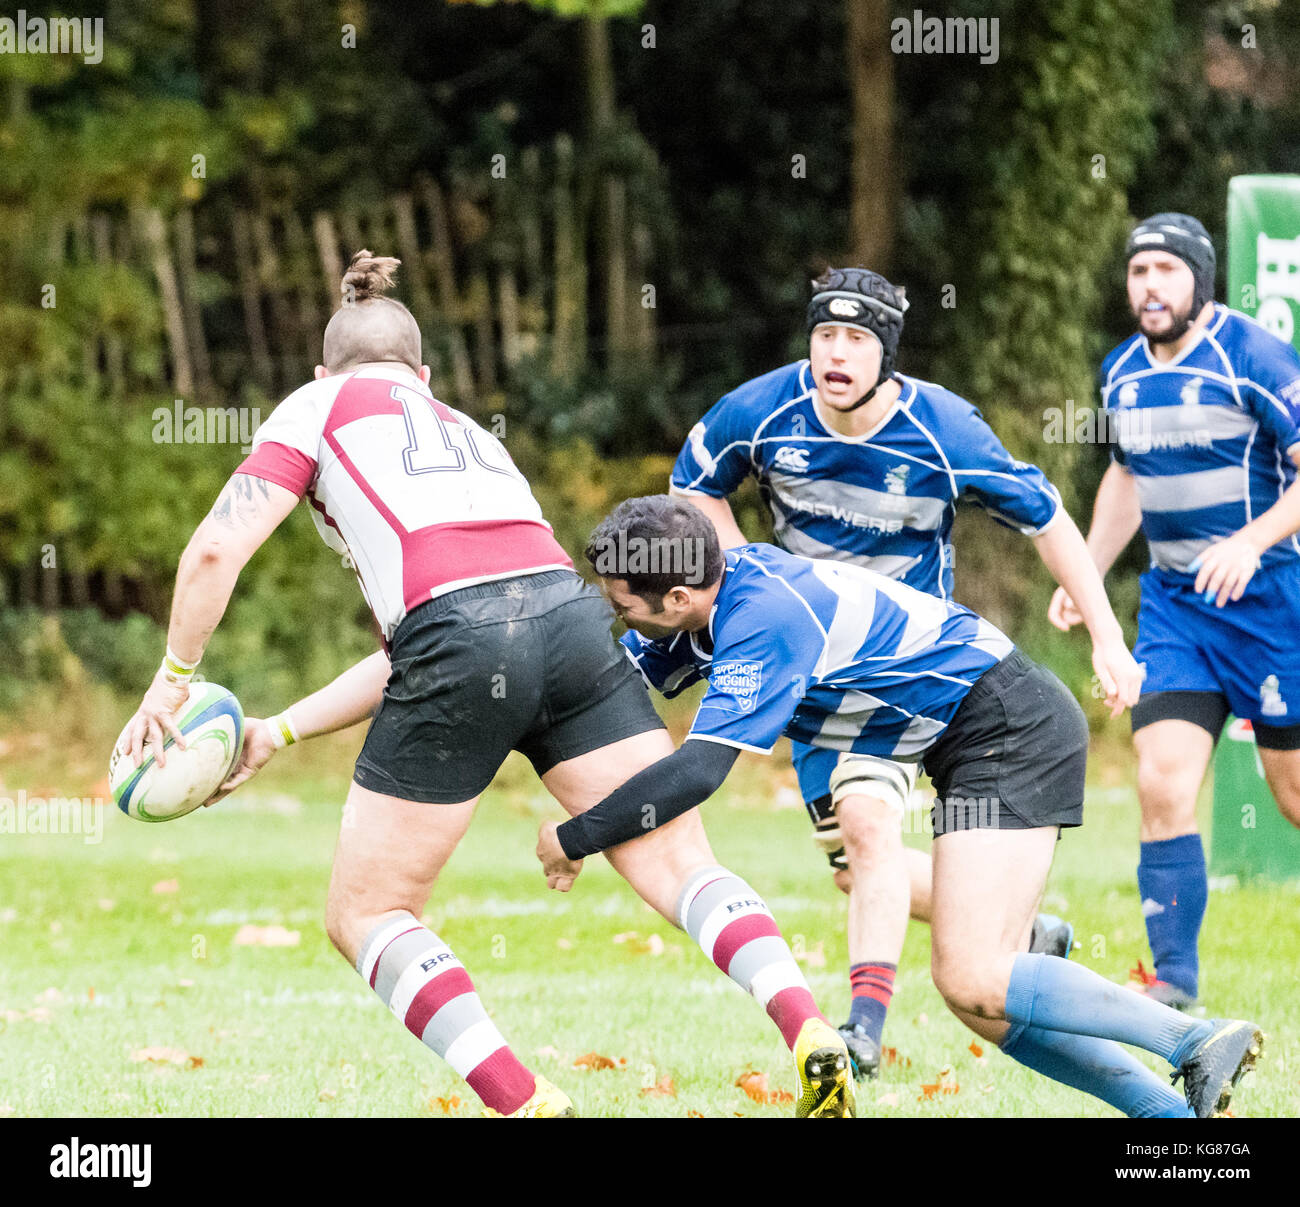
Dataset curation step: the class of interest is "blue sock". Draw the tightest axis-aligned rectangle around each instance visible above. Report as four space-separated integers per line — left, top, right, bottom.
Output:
1137 834 1207 996
1005 952 1213 1067
1000 1023 1192 1118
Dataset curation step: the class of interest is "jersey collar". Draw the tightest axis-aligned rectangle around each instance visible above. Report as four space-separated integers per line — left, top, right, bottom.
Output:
1139 303 1225 369
810 376 915 443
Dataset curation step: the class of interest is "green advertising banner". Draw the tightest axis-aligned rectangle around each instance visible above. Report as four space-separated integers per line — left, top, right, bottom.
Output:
1211 175 1300 881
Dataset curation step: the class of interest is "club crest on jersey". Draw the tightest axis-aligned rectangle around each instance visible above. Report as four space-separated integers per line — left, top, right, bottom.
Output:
883 463 910 495
710 660 763 713
828 298 862 318
773 445 810 472
1260 675 1287 718
1117 381 1139 408
1179 376 1204 407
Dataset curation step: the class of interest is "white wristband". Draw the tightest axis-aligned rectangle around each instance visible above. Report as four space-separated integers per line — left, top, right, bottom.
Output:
162 646 199 684
268 711 301 749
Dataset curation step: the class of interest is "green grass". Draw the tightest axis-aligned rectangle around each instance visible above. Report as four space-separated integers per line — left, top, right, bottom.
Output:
0 719 1297 1119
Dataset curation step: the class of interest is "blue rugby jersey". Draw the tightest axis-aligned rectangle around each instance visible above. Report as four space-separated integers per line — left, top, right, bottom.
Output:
1102 305 1300 574
670 361 1061 599
620 543 1014 761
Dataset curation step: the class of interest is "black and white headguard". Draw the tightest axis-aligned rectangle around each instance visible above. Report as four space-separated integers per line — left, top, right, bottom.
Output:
807 267 909 410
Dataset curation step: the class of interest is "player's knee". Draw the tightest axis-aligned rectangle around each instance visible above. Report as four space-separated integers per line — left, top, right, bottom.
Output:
1136 751 1200 822
838 795 902 864
930 950 1003 1020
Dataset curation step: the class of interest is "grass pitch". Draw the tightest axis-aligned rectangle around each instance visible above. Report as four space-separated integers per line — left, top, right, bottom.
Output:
0 710 1296 1119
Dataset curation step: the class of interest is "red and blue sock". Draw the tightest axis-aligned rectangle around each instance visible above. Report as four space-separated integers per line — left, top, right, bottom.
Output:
847 961 896 1045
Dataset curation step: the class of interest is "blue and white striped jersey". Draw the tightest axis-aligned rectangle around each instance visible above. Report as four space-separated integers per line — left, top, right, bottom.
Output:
1102 305 1300 574
670 362 1061 599
621 543 1014 761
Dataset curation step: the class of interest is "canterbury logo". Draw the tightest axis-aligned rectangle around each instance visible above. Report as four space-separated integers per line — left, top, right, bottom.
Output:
828 298 861 317
773 446 810 471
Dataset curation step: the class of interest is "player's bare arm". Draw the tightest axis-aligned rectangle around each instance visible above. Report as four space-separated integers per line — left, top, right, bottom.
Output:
1192 448 1300 606
211 649 392 802
1032 510 1142 715
668 486 749 549
1048 461 1142 631
121 473 298 767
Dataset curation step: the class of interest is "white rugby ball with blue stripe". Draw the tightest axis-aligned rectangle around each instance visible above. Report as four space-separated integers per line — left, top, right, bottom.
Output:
110 682 245 822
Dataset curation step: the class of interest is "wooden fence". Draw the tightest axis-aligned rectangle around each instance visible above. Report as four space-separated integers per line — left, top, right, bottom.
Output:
49 134 660 407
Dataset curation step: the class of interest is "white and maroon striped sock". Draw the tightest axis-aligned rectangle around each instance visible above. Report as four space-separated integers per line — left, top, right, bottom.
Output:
356 913 536 1114
677 866 824 1049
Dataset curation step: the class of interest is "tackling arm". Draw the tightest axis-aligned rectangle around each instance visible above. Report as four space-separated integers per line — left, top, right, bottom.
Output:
553 739 739 861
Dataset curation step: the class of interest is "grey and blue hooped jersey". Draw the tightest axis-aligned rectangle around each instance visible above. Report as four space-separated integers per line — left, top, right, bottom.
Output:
670 362 1061 599
1102 305 1300 575
620 543 1014 762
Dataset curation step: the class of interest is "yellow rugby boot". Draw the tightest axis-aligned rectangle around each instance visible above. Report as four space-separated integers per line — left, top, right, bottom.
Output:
484 1075 576 1118
794 1018 856 1118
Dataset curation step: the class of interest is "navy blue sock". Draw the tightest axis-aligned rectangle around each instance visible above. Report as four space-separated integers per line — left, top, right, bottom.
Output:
1005 952 1212 1067
1137 834 1207 997
1000 1024 1192 1118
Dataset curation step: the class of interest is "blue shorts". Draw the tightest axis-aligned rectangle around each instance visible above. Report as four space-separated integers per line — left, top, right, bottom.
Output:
1133 562 1300 729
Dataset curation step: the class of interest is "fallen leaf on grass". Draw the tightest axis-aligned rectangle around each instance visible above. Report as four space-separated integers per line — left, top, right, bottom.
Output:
87 987 94 1002
612 931 665 956
879 1092 900 1107
881 1046 911 1068
686 1109 704 1118
35 987 63 1004
428 1095 462 1114
233 924 300 947
151 879 179 895
318 1088 337 1102
130 1047 203 1069
536 1045 561 1060
640 1075 677 1098
918 1066 960 1101
968 1041 984 1058
735 1070 794 1106
573 1052 626 1070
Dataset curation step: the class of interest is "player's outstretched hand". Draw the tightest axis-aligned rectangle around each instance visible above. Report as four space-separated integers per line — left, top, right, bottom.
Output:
1047 586 1084 631
1092 636 1143 718
121 670 190 769
206 717 277 806
1190 534 1262 608
537 820 583 892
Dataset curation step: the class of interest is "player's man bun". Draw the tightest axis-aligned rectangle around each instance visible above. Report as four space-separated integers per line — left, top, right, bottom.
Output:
342 250 401 304
322 249 422 372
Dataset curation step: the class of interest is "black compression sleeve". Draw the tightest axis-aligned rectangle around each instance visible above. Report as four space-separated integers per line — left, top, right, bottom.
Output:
556 739 740 859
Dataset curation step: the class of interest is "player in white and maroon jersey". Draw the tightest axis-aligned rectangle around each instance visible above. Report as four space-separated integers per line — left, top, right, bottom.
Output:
121 251 855 1118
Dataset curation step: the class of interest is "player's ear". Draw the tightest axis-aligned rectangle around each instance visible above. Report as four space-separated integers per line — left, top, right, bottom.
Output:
419 365 432 384
313 364 328 380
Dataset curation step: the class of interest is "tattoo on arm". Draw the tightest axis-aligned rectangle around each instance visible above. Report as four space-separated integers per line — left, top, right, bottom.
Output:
210 475 273 530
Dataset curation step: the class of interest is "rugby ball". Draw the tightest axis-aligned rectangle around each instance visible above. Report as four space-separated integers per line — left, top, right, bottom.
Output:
109 681 245 822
